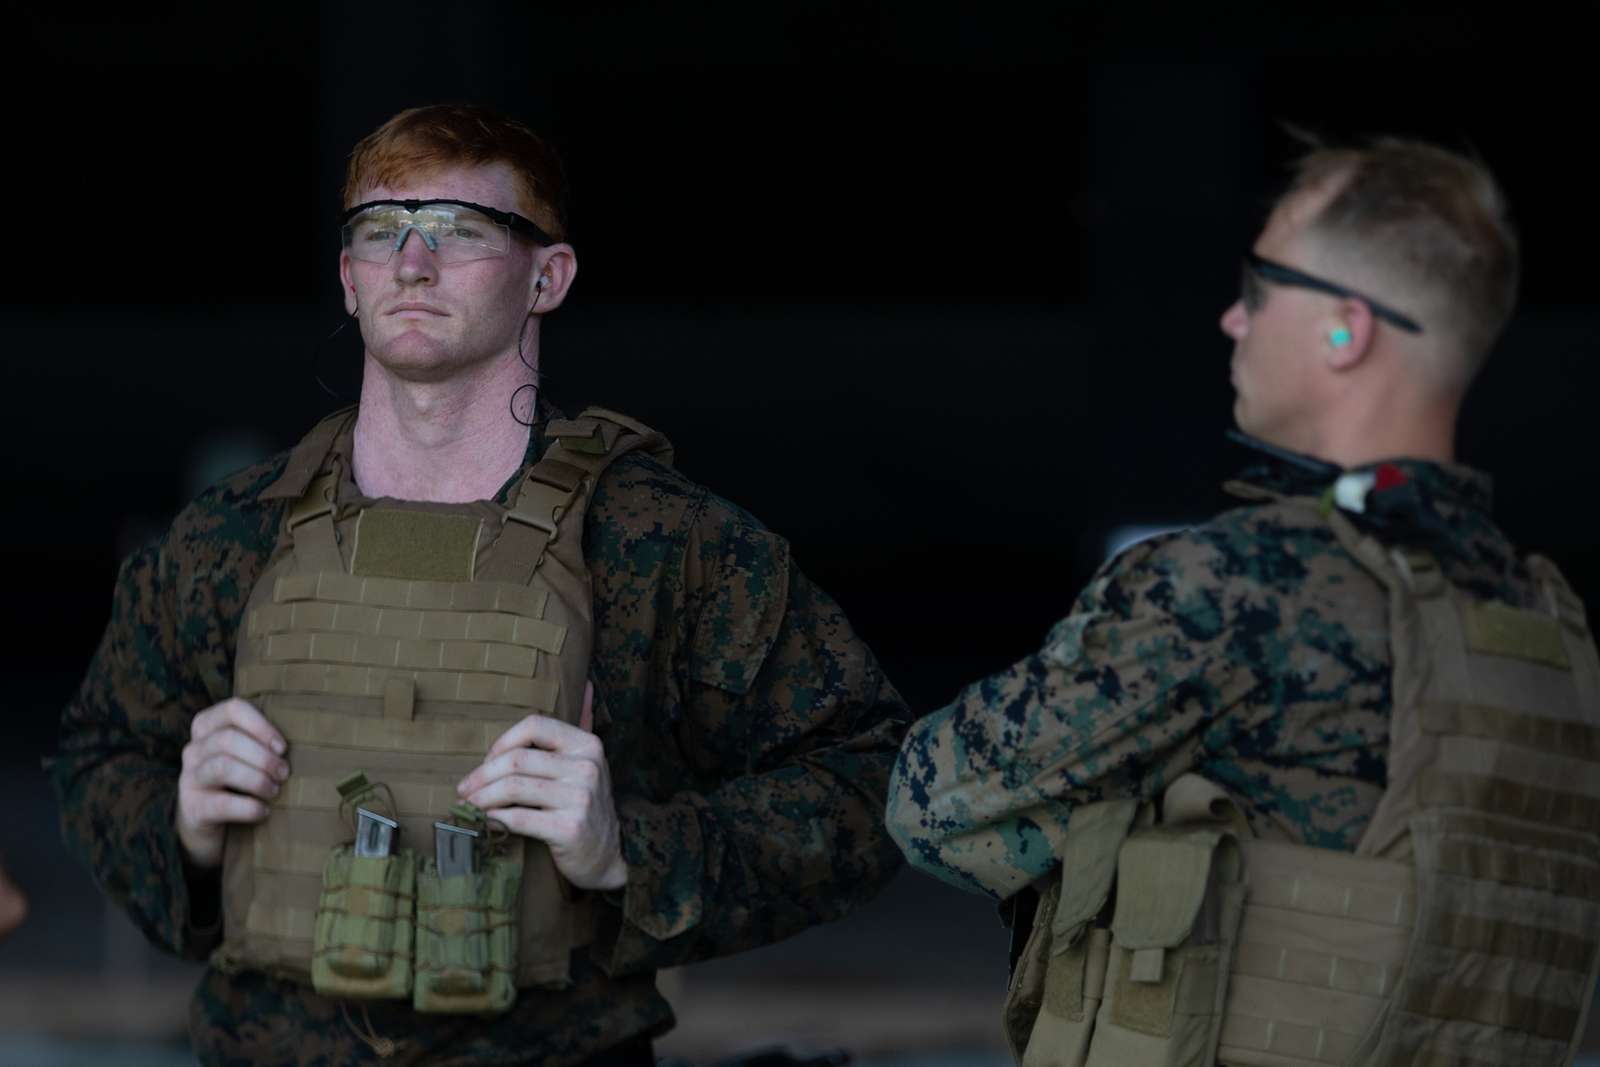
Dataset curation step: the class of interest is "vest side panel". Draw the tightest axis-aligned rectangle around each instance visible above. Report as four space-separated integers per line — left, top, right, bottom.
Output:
1360 559 1600 1067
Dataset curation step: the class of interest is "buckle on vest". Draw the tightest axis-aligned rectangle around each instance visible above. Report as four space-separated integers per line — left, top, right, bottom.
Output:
553 422 609 455
504 509 559 542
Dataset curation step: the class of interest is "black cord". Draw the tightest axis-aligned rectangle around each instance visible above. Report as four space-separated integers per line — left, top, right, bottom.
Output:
312 317 359 403
510 286 544 427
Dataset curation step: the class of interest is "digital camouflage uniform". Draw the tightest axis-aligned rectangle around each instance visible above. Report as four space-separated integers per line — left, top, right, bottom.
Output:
53 405 909 1066
886 452 1537 900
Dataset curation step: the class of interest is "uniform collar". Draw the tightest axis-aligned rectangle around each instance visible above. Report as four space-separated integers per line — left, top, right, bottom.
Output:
1224 429 1494 542
264 400 567 508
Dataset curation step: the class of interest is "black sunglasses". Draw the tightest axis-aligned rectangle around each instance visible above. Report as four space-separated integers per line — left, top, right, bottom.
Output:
1241 252 1423 334
341 198 558 247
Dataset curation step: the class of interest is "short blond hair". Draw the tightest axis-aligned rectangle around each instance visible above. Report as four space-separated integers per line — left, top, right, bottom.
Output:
1287 136 1518 385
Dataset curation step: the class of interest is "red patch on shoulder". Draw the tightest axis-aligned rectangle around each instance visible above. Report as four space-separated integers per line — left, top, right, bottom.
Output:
1374 464 1408 491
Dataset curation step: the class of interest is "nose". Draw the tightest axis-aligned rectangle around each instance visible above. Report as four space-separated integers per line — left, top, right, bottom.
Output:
1219 298 1248 341
392 227 439 284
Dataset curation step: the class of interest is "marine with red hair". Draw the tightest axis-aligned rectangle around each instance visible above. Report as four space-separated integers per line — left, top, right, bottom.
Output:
55 103 909 1066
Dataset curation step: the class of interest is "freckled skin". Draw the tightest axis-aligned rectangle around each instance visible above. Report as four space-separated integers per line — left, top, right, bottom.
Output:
52 403 909 1065
885 456 1537 899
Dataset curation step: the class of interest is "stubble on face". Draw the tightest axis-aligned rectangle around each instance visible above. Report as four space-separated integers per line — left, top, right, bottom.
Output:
343 162 540 385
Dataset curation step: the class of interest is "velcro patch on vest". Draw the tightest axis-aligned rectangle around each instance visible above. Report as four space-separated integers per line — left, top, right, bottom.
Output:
352 509 482 583
1111 946 1180 1036
1463 600 1571 670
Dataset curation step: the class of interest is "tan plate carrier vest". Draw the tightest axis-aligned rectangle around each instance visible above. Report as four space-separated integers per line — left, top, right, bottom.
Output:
1006 494 1600 1067
213 406 672 993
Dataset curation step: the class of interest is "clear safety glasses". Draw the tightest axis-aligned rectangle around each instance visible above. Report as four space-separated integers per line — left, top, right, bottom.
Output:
340 198 557 265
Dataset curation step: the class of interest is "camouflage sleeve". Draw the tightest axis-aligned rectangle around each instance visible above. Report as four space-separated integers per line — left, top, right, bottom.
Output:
50 539 228 959
51 465 278 959
595 497 910 975
885 533 1256 900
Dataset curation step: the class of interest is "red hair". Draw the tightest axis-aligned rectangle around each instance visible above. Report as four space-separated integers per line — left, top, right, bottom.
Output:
343 104 569 240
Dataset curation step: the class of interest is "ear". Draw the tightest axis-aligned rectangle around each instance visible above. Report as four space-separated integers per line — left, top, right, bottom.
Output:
339 251 358 317
1219 298 1248 342
528 243 579 313
1323 297 1375 372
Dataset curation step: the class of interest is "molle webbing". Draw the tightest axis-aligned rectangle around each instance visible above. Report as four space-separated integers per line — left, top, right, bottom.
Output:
237 573 564 712
1218 807 1600 1067
219 407 670 993
483 409 674 587
1218 840 1415 1067
1315 510 1600 1067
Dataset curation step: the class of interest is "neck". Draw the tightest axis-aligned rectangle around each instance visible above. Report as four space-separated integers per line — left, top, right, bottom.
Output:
1301 385 1461 470
351 346 537 503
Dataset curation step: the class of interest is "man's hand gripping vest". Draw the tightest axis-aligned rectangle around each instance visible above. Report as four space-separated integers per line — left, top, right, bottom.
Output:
213 407 672 1014
1006 499 1600 1067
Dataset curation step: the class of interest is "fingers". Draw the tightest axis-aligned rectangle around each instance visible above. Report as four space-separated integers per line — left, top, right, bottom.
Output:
485 712 602 762
185 789 272 827
177 775 272 869
191 698 286 756
177 700 292 863
578 680 594 733
480 801 627 891
189 751 283 801
458 744 582 797
481 806 578 845
181 703 290 807
464 775 585 814
184 727 290 784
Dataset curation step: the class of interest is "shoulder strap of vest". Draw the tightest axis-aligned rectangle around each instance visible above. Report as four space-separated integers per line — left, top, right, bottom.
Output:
1528 553 1591 635
1320 503 1448 599
260 407 355 573
260 406 356 502
1225 478 1449 602
477 409 674 586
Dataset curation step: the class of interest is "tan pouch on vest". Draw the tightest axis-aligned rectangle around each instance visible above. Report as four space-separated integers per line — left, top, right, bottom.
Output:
1085 812 1246 1066
1015 798 1142 1067
409 802 522 1015
309 773 416 1001
413 844 522 1015
310 847 417 1000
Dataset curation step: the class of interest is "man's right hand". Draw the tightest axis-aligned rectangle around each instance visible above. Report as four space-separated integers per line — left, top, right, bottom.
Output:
177 698 289 869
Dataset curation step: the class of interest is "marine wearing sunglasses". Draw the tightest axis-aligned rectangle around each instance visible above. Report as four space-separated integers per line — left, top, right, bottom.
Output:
1241 251 1424 335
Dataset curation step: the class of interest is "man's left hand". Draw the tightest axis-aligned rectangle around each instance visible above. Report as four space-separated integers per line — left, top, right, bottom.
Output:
457 682 628 891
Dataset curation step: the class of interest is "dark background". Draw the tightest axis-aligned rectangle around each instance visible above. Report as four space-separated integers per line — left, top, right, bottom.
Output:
2 0 1598 1055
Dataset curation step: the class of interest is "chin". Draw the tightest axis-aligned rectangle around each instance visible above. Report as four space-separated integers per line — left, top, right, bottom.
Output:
369 339 473 384
1232 397 1251 433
